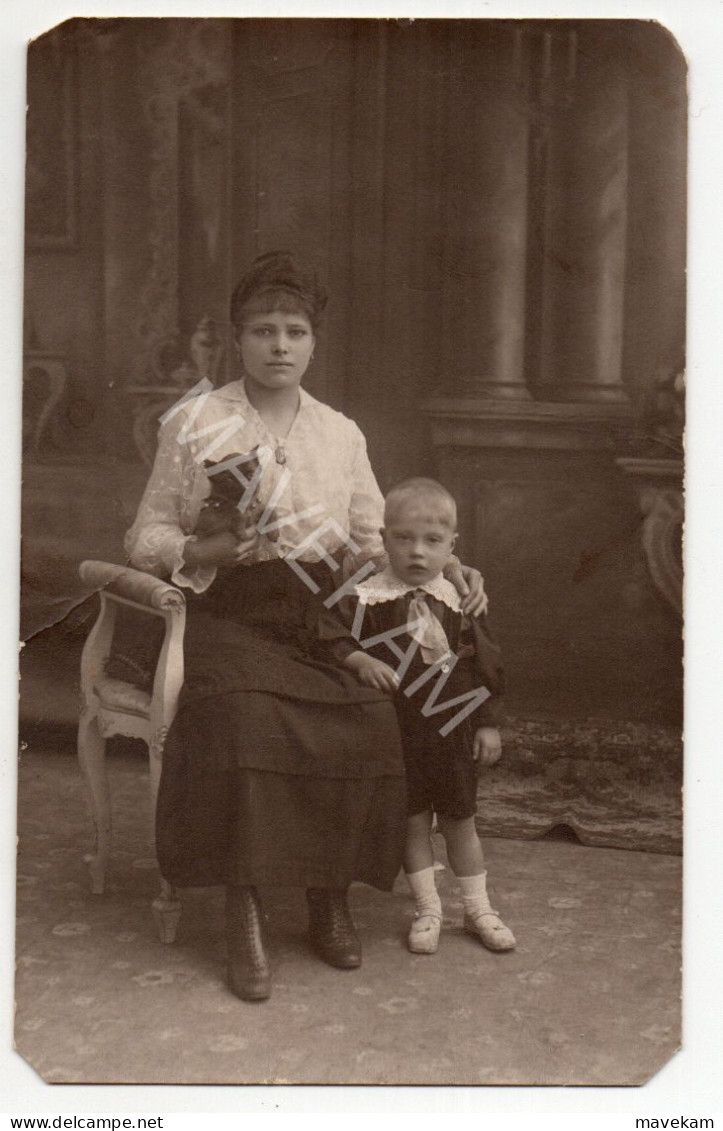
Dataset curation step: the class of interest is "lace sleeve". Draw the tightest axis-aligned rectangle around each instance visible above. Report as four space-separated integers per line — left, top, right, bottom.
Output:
346 425 386 570
124 415 216 593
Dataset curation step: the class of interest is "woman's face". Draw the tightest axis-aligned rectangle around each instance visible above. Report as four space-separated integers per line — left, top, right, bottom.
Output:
236 309 315 392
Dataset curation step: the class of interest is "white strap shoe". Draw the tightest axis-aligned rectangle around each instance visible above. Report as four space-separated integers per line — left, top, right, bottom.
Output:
408 912 442 954
463 910 516 952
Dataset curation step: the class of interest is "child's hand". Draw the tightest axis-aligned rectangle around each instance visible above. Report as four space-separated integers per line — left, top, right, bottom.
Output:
473 727 502 766
344 651 400 692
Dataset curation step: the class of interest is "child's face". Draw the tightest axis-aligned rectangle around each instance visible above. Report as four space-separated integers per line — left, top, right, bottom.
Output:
383 506 457 587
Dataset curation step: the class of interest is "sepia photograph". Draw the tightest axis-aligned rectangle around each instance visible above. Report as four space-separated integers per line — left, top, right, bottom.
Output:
15 13 688 1090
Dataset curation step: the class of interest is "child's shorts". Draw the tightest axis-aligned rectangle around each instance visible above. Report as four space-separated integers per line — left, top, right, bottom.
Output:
404 742 478 819
397 662 482 821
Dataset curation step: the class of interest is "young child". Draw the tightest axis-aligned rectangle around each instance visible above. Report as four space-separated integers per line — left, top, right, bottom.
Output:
339 478 515 955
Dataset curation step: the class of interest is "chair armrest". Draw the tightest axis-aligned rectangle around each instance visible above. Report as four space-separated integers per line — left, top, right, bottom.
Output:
79 561 186 611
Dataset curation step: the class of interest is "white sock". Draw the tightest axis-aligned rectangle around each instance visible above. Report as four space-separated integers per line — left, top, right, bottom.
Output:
405 867 443 919
457 871 495 919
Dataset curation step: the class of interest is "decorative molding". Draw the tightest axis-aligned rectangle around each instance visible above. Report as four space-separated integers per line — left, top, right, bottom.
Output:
421 398 633 453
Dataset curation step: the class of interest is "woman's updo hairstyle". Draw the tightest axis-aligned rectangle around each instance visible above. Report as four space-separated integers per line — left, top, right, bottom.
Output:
230 251 328 334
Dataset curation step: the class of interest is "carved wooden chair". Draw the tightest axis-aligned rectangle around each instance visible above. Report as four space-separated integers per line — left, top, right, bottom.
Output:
77 560 186 943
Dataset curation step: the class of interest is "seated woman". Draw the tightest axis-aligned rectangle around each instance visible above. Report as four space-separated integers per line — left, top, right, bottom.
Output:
124 251 487 1002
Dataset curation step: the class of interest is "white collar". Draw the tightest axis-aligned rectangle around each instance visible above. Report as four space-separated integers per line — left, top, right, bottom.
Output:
355 566 462 611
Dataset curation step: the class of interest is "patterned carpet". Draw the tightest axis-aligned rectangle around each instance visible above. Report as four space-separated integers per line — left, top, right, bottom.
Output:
15 746 682 1086
481 716 682 855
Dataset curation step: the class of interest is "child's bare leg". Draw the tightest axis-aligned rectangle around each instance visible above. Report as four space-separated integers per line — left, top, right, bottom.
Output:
437 815 485 877
438 815 516 952
404 810 435 874
404 811 443 954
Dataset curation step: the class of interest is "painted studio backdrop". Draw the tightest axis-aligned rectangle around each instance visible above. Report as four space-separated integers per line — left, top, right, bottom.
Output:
19 18 685 1085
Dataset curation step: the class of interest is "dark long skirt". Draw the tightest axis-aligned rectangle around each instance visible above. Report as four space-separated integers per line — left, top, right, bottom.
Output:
156 559 407 890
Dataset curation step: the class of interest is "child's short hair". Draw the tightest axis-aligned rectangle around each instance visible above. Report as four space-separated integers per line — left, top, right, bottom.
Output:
384 478 458 530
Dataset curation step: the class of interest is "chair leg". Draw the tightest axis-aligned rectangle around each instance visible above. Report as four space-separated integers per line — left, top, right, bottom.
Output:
148 724 182 943
77 704 111 895
152 880 182 944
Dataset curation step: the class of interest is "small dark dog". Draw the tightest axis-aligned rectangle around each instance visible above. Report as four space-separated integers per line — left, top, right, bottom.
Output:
195 448 277 541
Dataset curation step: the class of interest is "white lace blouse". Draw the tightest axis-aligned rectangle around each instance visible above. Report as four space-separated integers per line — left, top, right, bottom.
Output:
124 380 386 593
